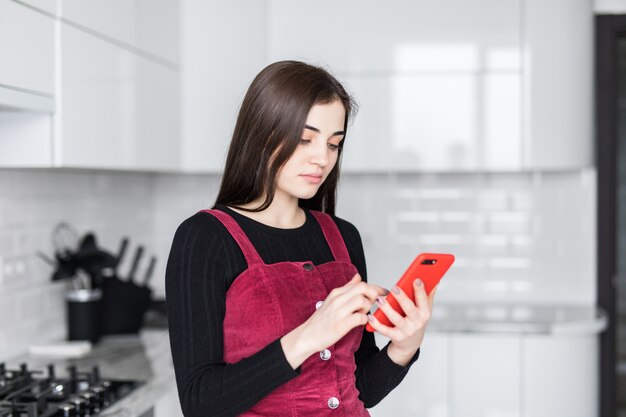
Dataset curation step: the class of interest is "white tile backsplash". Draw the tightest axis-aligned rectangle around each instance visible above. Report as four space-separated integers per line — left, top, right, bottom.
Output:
336 170 596 306
0 168 156 360
0 167 596 360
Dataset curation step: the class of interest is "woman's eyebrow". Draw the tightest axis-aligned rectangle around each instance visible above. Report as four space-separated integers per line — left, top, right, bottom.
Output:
304 124 345 137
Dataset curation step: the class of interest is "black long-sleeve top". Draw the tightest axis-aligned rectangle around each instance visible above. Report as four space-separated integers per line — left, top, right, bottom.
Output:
165 205 420 417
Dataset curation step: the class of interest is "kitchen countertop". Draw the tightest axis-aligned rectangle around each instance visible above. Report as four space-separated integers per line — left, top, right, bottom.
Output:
428 303 608 335
5 330 176 417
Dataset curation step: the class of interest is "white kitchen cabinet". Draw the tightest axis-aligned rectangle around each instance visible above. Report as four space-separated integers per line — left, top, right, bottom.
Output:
0 112 52 166
17 0 57 15
522 334 598 417
266 0 521 172
450 333 521 417
521 0 593 169
265 0 591 172
0 0 55 97
0 0 54 166
153 386 184 417
370 334 449 417
368 326 600 417
179 0 266 173
58 23 180 170
266 0 520 75
62 0 179 64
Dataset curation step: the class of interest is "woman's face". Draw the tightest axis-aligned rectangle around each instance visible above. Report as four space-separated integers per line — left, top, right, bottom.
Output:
276 100 346 202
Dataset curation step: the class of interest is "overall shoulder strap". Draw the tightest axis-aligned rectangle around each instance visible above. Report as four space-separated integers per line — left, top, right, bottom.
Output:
200 209 264 267
309 210 351 263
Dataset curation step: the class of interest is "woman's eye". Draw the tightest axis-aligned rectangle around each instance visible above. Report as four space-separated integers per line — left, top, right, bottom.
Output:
299 139 311 145
328 143 341 151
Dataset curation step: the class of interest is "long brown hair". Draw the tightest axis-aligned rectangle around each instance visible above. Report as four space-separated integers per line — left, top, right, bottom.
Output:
214 61 356 215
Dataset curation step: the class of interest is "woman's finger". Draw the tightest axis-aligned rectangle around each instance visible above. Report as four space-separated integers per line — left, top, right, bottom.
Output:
375 293 410 329
387 285 419 321
413 278 430 315
427 284 439 310
331 273 362 297
343 291 376 315
366 313 402 340
338 279 388 306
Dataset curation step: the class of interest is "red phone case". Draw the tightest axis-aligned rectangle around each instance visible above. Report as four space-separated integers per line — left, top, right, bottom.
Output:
365 253 454 332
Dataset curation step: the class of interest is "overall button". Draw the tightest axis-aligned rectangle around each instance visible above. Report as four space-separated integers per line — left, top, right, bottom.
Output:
303 263 314 271
315 300 323 310
320 349 331 360
328 397 340 409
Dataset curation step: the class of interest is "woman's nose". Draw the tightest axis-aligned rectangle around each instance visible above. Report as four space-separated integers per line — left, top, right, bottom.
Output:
310 142 329 167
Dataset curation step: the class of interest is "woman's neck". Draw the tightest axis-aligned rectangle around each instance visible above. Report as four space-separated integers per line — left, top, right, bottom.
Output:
228 194 305 229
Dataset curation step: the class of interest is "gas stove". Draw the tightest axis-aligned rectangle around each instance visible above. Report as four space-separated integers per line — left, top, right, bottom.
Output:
0 362 142 417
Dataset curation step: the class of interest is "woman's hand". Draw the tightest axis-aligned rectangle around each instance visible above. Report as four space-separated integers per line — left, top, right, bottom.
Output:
281 273 386 369
366 278 438 367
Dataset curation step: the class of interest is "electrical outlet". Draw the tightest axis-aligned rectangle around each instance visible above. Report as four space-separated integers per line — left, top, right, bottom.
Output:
1 256 26 285
1 257 13 283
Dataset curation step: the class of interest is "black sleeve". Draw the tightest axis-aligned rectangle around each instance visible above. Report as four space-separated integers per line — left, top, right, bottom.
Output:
333 216 421 408
165 213 301 417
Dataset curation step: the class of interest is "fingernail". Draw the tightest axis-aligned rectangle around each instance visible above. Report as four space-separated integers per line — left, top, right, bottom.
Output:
415 279 423 286
392 286 401 294
376 296 385 306
368 314 374 322
383 289 390 295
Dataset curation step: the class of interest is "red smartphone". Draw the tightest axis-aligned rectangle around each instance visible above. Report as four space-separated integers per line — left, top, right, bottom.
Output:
365 253 454 332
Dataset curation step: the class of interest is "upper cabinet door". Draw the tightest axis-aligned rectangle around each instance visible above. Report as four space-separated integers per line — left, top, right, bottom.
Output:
58 23 180 170
62 0 179 64
266 0 593 172
267 0 520 74
266 0 522 172
0 0 55 95
179 0 266 173
522 0 593 169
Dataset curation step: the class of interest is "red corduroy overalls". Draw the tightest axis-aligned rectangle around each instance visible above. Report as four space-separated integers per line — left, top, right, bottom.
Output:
203 209 371 417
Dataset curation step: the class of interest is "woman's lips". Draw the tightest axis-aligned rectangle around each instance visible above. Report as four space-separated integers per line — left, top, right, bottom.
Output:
300 174 322 184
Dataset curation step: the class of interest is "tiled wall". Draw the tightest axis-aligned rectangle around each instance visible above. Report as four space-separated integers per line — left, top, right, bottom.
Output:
335 170 596 306
152 169 596 306
0 169 155 360
0 168 595 360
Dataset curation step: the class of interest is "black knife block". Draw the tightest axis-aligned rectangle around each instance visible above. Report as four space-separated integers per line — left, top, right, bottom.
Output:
100 277 152 334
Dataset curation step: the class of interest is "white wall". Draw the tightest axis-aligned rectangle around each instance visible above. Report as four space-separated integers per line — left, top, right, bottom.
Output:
595 0 626 12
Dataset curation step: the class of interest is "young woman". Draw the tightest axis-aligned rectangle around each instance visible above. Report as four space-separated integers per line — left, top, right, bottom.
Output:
166 61 437 417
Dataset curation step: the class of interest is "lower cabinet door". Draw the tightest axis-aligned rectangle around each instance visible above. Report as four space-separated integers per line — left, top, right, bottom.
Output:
153 387 183 417
450 333 521 417
522 334 598 417
370 333 449 417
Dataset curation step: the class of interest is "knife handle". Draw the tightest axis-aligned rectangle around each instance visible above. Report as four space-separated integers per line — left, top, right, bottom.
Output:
143 256 157 287
127 246 144 283
114 238 129 274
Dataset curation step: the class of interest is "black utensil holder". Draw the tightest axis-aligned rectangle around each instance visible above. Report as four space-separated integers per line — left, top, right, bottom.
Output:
66 289 102 343
100 278 152 334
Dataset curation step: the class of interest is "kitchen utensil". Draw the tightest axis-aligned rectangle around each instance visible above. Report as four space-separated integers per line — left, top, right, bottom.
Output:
66 288 102 343
52 222 79 261
74 232 117 287
111 237 129 276
126 245 144 283
143 256 156 287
